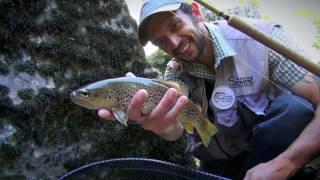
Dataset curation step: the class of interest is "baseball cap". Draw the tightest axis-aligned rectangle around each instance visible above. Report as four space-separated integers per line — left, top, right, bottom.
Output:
138 0 188 46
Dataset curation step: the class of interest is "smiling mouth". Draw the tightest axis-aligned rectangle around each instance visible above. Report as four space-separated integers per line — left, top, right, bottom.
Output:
178 40 191 55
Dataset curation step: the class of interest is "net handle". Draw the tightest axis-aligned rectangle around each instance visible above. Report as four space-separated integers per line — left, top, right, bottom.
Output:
194 0 320 77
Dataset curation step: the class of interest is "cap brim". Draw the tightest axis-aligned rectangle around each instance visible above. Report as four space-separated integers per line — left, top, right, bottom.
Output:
138 3 182 46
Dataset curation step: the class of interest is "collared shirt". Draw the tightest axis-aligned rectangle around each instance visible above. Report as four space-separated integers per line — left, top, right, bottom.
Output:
164 22 307 94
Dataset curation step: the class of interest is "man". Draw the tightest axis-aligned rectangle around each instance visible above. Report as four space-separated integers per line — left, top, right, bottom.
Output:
99 0 320 179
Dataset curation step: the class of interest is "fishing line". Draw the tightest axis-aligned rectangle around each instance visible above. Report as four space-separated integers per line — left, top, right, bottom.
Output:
149 0 316 113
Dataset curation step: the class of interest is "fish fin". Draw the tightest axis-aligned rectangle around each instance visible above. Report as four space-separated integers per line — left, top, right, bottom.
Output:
196 116 218 147
112 108 128 127
155 80 181 92
183 123 194 134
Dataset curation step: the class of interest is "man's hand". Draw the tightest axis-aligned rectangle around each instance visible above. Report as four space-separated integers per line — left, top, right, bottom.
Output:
244 156 297 180
98 73 188 139
97 89 148 122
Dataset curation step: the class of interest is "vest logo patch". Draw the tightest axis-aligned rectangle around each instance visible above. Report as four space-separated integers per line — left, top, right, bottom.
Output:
228 76 254 89
212 86 235 110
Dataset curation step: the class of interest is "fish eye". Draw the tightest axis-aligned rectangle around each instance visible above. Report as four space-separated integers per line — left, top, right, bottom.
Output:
79 89 90 98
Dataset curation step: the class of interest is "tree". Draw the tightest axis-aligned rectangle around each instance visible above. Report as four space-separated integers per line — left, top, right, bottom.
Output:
146 49 171 75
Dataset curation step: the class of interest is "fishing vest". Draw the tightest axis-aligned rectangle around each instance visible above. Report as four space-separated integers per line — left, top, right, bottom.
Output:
180 20 280 159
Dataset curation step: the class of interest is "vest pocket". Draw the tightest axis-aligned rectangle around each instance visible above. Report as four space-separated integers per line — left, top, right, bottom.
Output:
216 108 238 128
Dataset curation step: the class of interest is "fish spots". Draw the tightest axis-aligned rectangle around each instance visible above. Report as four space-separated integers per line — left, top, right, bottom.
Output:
105 89 115 99
71 77 217 146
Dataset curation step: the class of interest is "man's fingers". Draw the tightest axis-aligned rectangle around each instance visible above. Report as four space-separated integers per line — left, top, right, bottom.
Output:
98 88 187 136
142 88 183 134
126 89 148 122
98 109 115 121
149 88 178 119
125 72 136 77
166 95 188 120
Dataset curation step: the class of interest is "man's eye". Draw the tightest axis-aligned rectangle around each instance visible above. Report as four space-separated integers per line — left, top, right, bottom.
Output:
171 21 181 31
171 23 177 31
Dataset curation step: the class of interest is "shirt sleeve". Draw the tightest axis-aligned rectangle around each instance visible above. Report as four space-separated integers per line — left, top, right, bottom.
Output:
268 25 308 88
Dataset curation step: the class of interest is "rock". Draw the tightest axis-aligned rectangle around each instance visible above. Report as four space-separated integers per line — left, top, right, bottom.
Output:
0 0 192 179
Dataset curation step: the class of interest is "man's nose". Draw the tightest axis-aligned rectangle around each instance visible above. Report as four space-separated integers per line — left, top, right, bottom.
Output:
167 34 180 51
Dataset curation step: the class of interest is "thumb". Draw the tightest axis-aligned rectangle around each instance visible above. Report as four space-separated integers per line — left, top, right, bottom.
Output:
125 72 136 77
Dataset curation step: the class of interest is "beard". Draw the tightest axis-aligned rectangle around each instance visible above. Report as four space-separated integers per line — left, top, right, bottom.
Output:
172 25 206 62
194 29 206 60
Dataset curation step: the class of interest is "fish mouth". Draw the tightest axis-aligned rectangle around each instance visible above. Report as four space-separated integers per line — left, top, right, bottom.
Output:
70 92 96 110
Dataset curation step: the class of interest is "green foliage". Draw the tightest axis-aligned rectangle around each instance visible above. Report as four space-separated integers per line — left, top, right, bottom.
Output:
146 49 171 75
296 9 314 17
314 40 320 49
236 0 260 8
250 0 260 8
262 15 272 20
236 0 245 4
296 9 320 50
312 17 320 49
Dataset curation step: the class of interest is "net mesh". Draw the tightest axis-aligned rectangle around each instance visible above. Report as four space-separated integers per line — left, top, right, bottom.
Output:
58 158 231 180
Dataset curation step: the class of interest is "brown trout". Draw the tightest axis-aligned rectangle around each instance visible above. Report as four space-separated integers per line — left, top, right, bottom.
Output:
70 77 217 147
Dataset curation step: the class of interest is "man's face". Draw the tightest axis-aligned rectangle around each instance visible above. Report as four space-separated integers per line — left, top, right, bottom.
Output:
145 10 205 62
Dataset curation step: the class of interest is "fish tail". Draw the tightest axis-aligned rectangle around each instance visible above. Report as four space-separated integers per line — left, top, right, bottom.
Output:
196 116 217 147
